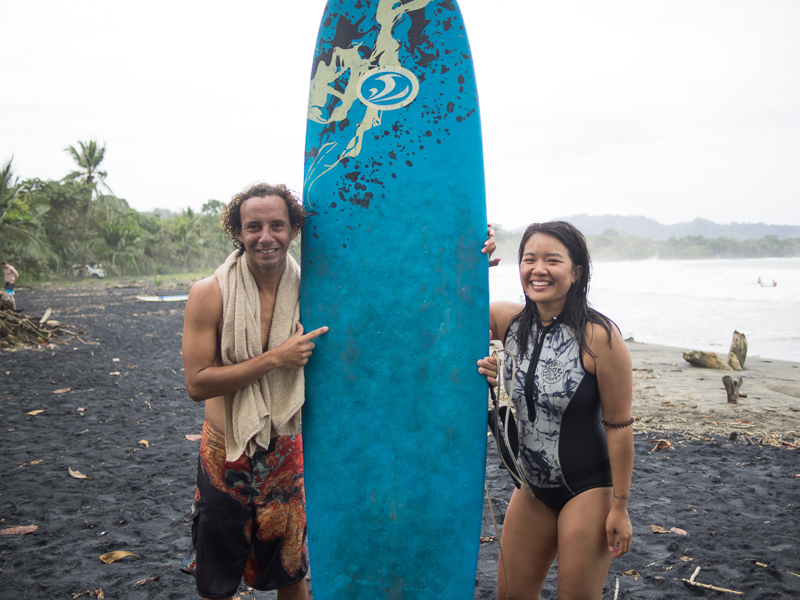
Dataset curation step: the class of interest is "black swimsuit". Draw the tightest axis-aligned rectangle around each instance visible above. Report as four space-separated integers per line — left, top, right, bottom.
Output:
503 318 612 512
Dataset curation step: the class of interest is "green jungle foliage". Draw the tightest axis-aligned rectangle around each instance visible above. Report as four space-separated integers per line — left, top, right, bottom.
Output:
1 173 236 281
1 145 307 282
490 225 800 264
1 178 237 281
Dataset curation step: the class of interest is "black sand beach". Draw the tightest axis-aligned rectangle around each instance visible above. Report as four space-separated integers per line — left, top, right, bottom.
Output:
1 285 798 599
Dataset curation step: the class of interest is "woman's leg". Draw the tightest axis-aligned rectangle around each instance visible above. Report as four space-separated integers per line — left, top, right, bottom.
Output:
497 488 559 600
555 487 614 600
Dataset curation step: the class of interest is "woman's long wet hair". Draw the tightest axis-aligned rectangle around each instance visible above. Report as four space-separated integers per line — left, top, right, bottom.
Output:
509 221 616 357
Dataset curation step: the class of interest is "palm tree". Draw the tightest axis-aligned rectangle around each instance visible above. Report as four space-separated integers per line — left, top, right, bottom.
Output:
0 157 50 258
62 140 113 218
99 219 144 275
1 156 26 211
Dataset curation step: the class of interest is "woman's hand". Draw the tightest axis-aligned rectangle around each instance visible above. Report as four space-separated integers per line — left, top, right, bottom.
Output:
483 224 501 267
606 505 633 558
477 355 498 387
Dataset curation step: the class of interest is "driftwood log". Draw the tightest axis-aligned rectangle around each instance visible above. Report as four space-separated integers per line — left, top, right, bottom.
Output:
727 330 747 369
683 330 748 372
682 350 733 371
722 375 744 404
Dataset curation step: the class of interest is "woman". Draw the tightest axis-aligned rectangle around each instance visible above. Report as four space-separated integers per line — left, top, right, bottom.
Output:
479 221 633 599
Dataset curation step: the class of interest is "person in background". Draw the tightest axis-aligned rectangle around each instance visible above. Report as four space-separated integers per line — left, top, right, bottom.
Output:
2 260 19 309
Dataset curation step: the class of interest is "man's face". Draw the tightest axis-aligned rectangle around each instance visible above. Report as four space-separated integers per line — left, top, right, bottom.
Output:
236 195 298 274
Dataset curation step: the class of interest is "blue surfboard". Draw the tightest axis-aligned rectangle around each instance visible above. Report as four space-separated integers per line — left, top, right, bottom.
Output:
301 1 488 598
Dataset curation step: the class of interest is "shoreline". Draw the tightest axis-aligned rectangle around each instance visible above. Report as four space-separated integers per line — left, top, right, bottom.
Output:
625 340 800 444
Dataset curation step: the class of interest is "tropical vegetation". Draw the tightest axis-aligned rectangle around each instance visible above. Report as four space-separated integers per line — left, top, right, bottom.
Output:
1 143 240 282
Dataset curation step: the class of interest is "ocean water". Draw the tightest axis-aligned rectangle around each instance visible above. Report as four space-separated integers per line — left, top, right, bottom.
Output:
489 257 800 362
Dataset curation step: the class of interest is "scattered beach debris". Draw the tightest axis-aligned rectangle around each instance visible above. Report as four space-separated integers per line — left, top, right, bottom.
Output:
621 569 640 580
25 409 45 416
52 388 71 394
650 525 671 534
68 467 94 481
185 433 202 441
138 439 149 448
649 525 688 535
479 535 496 544
133 576 160 586
650 439 674 451
98 550 137 564
71 589 104 599
0 525 38 536
745 559 769 567
682 566 744 594
1 306 70 348
723 375 744 404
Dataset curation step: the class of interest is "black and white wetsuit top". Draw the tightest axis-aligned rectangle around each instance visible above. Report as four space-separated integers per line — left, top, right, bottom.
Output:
502 317 611 510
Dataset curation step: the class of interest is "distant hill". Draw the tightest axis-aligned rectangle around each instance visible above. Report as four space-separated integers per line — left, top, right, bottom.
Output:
552 215 800 241
491 215 800 262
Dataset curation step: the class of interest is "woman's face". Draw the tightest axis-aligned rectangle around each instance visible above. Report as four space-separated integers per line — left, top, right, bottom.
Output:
519 233 583 315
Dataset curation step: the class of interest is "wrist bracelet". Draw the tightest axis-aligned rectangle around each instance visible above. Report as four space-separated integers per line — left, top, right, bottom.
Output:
602 417 634 429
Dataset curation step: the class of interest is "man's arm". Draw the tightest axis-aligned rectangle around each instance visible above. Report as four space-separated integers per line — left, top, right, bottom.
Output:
182 276 328 402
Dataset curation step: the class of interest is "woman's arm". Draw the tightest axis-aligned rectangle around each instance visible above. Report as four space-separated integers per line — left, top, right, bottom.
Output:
587 322 634 557
489 301 524 342
605 426 634 557
477 301 524 385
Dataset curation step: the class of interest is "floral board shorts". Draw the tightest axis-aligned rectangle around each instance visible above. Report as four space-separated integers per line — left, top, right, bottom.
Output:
181 419 308 598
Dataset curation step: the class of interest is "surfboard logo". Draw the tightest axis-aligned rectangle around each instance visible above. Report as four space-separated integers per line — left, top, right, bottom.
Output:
357 66 419 111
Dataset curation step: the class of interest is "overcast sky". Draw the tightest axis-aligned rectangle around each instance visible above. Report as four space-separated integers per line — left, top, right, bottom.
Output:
3 0 799 228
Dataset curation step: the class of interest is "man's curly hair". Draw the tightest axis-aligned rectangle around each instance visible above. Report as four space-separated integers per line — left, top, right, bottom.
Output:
220 183 306 253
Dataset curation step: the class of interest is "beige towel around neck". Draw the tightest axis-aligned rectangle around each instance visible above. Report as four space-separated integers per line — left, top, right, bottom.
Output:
215 250 303 461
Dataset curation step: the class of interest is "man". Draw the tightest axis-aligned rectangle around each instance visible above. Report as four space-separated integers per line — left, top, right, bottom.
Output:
181 182 498 599
181 183 326 600
2 260 19 309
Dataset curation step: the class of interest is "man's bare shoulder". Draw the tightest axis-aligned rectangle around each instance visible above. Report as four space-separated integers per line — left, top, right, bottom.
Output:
186 275 222 323
190 274 221 296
